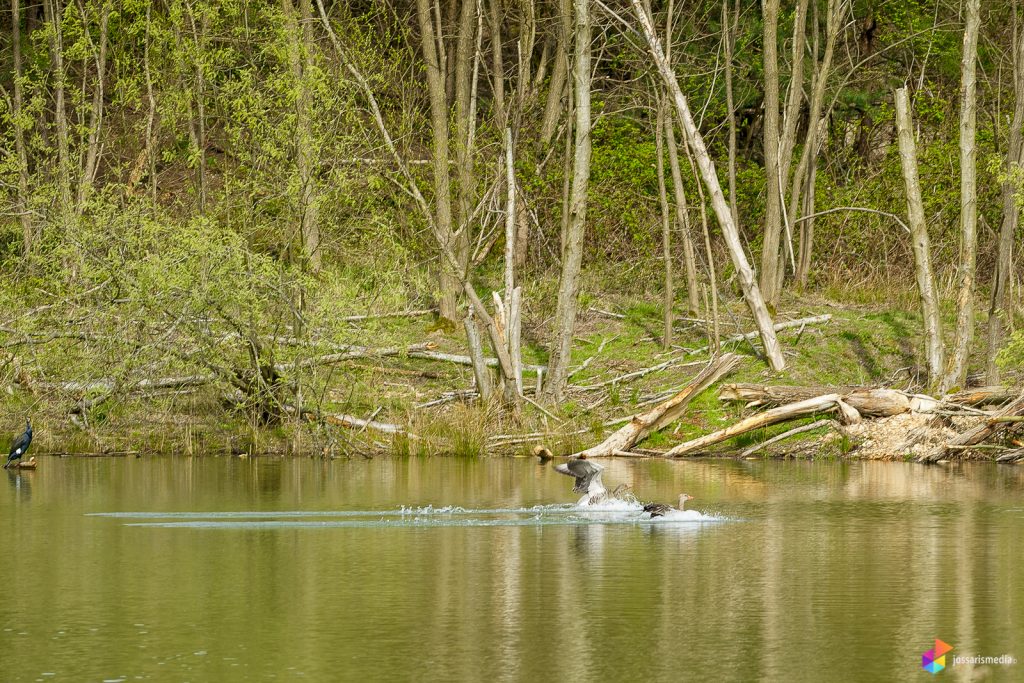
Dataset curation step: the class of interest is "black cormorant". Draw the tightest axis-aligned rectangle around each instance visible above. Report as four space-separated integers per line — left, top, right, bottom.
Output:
5 419 32 469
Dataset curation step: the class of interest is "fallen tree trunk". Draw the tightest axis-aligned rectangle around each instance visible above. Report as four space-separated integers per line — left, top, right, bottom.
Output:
995 448 1024 463
720 384 911 417
945 386 1019 406
340 308 437 322
661 393 844 457
407 349 545 374
323 411 409 435
740 418 848 457
290 342 437 370
36 374 212 395
573 358 706 391
415 389 479 409
574 353 742 458
919 391 1024 463
281 402 414 440
689 314 831 357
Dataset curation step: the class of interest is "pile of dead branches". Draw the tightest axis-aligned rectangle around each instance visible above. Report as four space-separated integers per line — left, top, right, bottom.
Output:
598 381 1024 462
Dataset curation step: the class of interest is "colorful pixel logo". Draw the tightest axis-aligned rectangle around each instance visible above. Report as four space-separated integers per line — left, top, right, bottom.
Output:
922 639 953 674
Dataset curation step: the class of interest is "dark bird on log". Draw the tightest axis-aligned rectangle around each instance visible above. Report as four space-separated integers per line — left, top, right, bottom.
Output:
5 419 32 469
553 455 607 502
643 493 694 518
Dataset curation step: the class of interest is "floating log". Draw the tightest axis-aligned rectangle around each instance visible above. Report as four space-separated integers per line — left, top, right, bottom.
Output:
12 457 37 469
919 391 1024 463
720 384 911 417
574 354 742 458
661 393 845 457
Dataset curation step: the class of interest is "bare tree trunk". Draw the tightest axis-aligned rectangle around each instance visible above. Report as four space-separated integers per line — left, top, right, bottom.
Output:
45 0 72 223
503 127 517 299
759 0 783 305
516 0 535 106
417 0 461 324
488 0 506 129
723 0 739 227
685 140 720 352
778 0 809 183
508 286 523 395
631 0 785 372
559 84 573 256
539 0 572 148
665 115 701 316
895 87 945 385
794 0 842 287
659 0 698 317
533 34 551 95
770 0 809 297
544 0 591 400
987 8 1024 383
513 191 530 270
655 97 674 349
298 0 320 271
942 0 981 394
465 311 493 400
182 7 207 213
11 0 33 252
142 2 159 205
795 156 818 287
454 0 477 276
283 0 321 271
77 0 110 212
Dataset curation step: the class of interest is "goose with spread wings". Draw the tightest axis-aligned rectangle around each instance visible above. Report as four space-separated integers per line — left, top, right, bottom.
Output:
552 454 607 504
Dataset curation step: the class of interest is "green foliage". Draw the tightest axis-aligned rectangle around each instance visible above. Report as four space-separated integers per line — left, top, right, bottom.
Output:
588 113 659 254
1 0 1021 454
996 331 1024 371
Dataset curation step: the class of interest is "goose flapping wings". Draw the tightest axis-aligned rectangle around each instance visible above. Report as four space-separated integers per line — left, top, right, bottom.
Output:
554 456 607 496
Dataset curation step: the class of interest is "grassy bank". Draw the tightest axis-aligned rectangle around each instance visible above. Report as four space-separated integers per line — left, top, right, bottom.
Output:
3 267 1006 460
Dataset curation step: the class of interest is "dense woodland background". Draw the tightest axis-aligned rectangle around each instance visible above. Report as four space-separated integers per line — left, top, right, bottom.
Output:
1 0 1022 455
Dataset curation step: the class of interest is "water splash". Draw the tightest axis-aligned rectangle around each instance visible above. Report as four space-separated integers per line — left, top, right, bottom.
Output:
91 501 731 529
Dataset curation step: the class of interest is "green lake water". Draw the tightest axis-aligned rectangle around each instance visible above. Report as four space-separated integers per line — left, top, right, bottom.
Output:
1 457 1022 682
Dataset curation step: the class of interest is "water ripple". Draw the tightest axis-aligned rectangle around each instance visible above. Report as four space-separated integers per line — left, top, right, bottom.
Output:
90 503 733 529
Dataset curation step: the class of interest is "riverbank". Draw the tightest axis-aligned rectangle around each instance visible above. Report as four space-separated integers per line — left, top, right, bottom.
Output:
4 280 1018 461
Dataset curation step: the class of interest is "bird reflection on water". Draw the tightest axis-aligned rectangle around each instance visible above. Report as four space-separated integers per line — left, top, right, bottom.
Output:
6 468 31 501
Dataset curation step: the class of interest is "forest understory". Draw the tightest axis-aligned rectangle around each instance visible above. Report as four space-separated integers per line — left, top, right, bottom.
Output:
4 267 1021 463
3 0 1024 461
